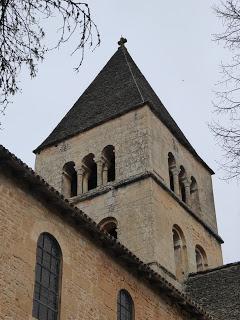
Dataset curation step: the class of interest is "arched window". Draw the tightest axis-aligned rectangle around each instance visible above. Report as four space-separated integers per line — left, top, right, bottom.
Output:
102 145 115 183
190 176 201 212
82 153 97 192
117 289 134 320
172 225 188 280
32 233 62 320
178 166 187 203
99 217 118 239
62 161 77 197
195 245 208 272
168 152 176 192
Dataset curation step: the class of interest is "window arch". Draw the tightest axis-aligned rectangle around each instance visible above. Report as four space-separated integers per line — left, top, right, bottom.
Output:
195 245 208 272
117 289 134 320
178 166 187 203
82 153 97 192
168 152 176 192
190 176 201 212
102 145 115 183
172 225 188 280
62 161 77 197
32 233 62 320
99 217 118 239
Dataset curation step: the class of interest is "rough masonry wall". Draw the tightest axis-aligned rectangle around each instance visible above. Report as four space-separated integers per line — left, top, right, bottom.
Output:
73 177 222 279
0 172 193 320
149 109 218 232
75 179 155 263
35 105 151 193
151 180 223 276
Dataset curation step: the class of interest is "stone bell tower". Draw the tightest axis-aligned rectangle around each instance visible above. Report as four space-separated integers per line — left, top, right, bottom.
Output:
34 38 223 286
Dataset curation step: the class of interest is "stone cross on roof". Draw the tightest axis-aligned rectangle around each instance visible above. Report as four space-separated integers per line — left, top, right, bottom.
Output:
118 37 127 47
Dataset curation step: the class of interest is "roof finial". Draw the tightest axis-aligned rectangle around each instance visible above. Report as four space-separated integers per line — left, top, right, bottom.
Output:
118 37 127 47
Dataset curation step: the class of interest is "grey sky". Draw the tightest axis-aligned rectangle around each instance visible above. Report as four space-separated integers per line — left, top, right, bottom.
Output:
1 0 239 264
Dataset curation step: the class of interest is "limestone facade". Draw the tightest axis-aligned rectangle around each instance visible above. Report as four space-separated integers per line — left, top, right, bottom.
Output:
0 169 203 320
35 105 223 281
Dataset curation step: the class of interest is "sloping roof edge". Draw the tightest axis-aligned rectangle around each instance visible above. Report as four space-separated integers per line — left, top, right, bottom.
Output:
0 144 216 320
188 261 240 278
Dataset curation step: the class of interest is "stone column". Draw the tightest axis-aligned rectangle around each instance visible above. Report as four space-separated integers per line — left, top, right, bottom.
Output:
184 180 191 205
171 168 180 196
83 171 89 193
96 158 104 187
102 164 109 185
76 167 84 195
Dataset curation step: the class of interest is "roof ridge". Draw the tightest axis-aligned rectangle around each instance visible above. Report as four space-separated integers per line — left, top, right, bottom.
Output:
188 261 240 278
121 46 145 103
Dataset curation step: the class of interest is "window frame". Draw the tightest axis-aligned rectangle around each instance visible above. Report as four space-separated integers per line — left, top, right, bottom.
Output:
117 289 134 320
32 233 62 320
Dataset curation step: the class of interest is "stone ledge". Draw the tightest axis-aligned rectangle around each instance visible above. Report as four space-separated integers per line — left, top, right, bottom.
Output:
70 171 224 244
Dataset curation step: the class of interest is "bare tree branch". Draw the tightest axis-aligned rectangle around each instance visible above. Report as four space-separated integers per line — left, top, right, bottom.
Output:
0 0 100 112
211 0 240 179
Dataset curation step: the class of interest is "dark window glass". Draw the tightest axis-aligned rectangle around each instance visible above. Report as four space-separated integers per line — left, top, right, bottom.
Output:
117 290 134 320
32 233 61 320
169 170 174 192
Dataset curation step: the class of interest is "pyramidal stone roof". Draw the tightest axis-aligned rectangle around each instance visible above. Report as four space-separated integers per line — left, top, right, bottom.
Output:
34 40 213 174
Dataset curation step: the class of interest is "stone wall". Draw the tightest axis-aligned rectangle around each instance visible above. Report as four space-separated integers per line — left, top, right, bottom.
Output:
149 110 218 232
34 104 222 283
151 179 223 276
73 177 222 279
35 105 151 193
35 105 218 234
0 171 194 320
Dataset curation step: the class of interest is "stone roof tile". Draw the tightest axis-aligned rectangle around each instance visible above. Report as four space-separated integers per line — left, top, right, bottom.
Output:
34 45 214 174
185 262 240 319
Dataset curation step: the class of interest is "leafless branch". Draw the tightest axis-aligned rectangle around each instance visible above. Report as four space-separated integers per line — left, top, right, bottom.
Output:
211 0 240 179
0 0 100 113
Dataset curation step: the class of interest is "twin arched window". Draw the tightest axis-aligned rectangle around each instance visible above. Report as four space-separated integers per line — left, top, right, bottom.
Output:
32 233 62 320
172 225 208 278
62 145 115 197
117 289 134 320
168 153 201 211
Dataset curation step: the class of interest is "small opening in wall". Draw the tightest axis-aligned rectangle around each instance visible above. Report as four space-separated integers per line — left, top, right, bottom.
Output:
99 217 118 239
82 153 97 191
178 166 187 203
168 152 176 192
62 161 77 197
102 145 116 182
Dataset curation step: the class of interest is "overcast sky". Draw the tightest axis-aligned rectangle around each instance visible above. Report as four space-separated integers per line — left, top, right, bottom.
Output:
1 0 239 264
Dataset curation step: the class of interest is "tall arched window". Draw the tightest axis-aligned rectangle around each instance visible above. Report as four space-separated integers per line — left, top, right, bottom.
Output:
195 245 208 272
172 225 188 280
117 289 134 320
190 176 201 212
99 217 118 239
32 233 62 320
168 152 176 192
62 161 77 197
178 166 187 203
82 153 97 192
102 145 115 183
